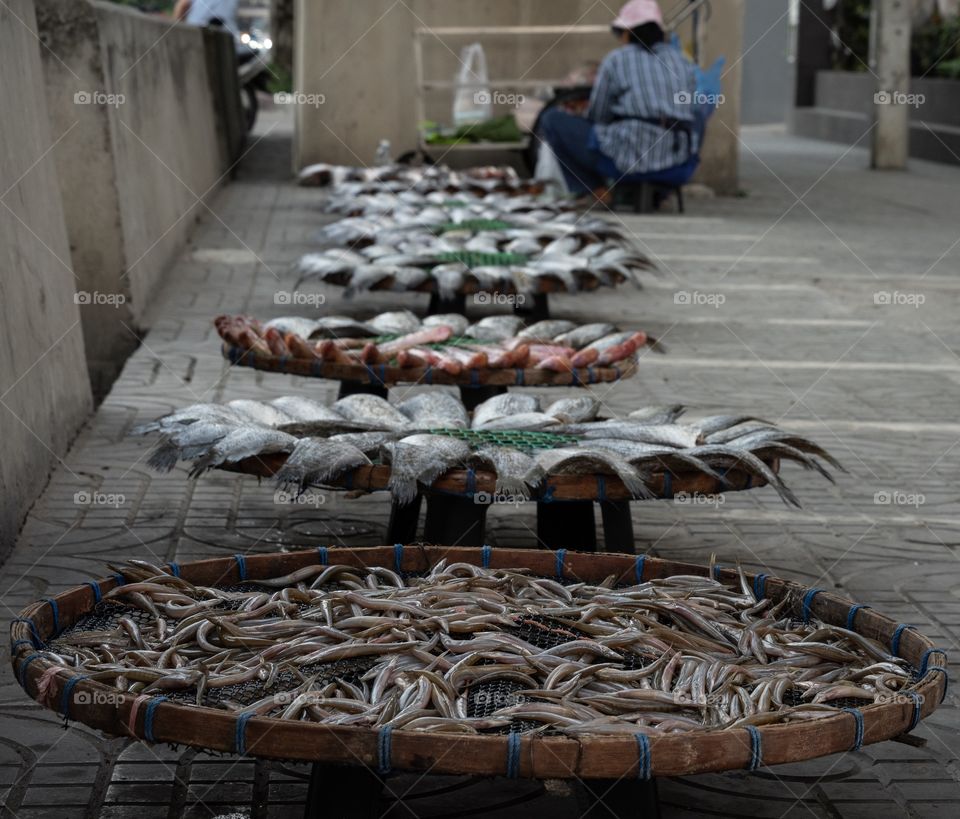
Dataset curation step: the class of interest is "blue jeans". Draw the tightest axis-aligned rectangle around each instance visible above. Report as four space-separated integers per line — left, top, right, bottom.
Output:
538 108 699 194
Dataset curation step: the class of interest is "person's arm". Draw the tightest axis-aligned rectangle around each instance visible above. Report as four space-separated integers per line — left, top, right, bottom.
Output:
173 0 192 21
585 58 615 123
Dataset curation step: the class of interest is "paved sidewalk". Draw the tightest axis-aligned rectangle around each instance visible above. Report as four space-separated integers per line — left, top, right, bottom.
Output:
2 117 959 818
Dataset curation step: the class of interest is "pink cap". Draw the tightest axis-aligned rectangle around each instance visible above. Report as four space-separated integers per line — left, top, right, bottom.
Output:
611 0 664 29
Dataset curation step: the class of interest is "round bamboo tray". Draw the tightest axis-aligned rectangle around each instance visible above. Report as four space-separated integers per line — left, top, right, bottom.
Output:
313 271 626 295
218 454 780 502
222 343 639 388
11 546 947 779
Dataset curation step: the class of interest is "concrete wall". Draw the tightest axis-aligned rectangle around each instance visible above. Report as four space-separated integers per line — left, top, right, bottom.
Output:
0 0 93 552
35 0 226 397
294 0 745 194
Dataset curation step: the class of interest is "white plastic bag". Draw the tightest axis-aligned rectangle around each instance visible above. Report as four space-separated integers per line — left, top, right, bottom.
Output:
452 43 493 127
534 142 569 195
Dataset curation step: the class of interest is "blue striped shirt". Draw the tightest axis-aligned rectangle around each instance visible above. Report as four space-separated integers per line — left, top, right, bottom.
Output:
587 43 699 174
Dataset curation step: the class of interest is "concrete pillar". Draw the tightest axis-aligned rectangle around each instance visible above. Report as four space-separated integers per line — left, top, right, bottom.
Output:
870 0 912 169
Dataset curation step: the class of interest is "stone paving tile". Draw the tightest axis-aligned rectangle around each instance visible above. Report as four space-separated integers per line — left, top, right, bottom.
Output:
2 115 960 816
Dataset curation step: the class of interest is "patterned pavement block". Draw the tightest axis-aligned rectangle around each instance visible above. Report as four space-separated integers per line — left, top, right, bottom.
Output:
1 115 958 816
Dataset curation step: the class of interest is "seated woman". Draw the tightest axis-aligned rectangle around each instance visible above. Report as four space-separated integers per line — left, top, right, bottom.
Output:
538 0 700 205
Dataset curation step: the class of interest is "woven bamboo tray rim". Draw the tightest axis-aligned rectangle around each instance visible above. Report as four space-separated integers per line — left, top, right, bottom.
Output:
11 547 946 779
221 343 639 387
218 455 780 501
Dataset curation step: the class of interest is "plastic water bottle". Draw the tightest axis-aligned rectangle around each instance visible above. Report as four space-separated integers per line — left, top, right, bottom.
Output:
375 139 392 166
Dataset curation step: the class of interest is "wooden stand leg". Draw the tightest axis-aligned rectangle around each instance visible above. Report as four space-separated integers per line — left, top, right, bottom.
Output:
460 384 508 412
577 778 661 818
427 292 467 315
599 500 635 554
422 494 487 546
537 501 596 552
387 495 422 544
337 379 389 400
514 293 549 322
303 763 383 819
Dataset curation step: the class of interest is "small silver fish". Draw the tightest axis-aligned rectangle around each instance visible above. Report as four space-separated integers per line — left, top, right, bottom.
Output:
367 310 423 336
517 319 577 341
553 323 616 348
531 448 652 499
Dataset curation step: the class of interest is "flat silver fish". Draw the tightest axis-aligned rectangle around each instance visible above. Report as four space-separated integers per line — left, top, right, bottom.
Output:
517 320 577 341
147 422 234 471
385 435 472 504
190 427 298 476
627 405 687 425
423 314 470 336
367 310 422 336
225 400 295 428
132 404 243 436
545 396 600 424
329 431 400 455
471 393 540 428
467 315 524 342
332 395 411 430
264 317 320 338
397 392 470 429
562 421 700 449
470 446 543 498
275 438 371 493
553 323 617 348
475 412 560 431
531 448 652 499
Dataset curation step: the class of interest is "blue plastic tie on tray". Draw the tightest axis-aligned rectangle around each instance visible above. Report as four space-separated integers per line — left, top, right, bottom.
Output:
60 674 89 720
801 588 824 623
635 734 652 780
662 471 672 497
571 369 582 387
745 725 763 771
17 653 41 687
12 617 41 649
425 365 433 385
317 546 329 565
506 731 522 779
752 574 768 600
233 554 248 582
712 564 723 581
919 648 947 677
278 355 289 371
588 366 596 384
846 603 869 630
470 369 479 388
167 562 180 578
515 369 524 385
842 707 864 751
377 725 393 775
114 573 126 586
481 544 492 569
465 468 477 496
142 696 168 742
634 555 646 584
891 623 914 656
596 475 606 502
10 639 32 655
394 543 404 573
85 581 102 604
235 712 254 755
540 483 556 503
907 691 922 732
41 598 60 636
744 474 753 489
555 549 567 582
